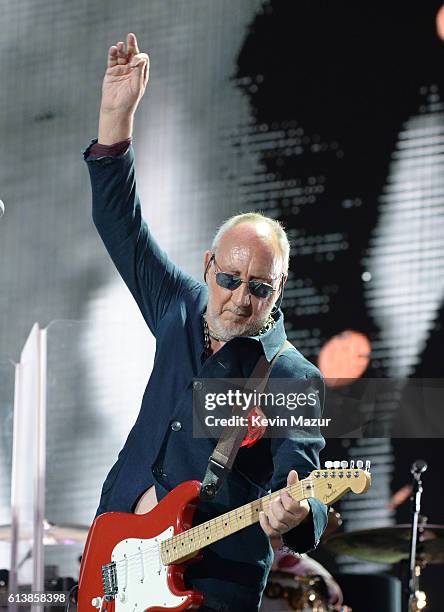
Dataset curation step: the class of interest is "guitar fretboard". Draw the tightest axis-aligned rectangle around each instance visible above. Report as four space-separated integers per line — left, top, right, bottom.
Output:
160 479 313 565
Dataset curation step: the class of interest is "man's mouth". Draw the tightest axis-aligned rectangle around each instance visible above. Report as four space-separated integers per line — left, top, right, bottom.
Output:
223 308 250 318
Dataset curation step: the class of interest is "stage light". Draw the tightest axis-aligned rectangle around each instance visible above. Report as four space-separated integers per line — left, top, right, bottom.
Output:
436 5 444 40
318 330 371 386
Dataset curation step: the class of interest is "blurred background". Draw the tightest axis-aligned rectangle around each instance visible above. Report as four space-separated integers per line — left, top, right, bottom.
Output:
0 0 443 609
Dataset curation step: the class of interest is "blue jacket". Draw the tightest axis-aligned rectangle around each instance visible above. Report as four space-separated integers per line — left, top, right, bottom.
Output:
83 140 327 611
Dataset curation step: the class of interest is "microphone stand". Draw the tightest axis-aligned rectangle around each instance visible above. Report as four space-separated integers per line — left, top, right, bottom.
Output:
407 459 427 612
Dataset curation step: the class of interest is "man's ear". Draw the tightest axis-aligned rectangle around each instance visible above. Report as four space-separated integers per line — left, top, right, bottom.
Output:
271 271 287 313
203 250 213 282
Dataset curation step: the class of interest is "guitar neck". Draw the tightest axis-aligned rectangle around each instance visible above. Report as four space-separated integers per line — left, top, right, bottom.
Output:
161 463 371 565
161 478 311 565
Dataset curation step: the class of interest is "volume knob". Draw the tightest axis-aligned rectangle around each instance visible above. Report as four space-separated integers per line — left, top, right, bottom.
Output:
91 598 102 609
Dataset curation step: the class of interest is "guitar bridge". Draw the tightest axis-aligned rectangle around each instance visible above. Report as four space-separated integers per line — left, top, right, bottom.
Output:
102 561 118 601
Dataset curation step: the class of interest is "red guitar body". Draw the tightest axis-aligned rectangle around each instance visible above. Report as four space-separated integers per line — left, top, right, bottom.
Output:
78 480 204 611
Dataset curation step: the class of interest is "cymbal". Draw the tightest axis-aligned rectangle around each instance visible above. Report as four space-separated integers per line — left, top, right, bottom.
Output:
324 524 444 564
0 520 89 545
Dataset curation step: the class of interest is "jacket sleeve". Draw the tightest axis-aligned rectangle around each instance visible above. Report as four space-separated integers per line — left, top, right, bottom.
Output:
83 139 201 335
269 353 328 554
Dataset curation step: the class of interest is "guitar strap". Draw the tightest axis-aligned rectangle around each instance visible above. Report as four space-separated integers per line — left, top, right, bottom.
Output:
200 339 293 500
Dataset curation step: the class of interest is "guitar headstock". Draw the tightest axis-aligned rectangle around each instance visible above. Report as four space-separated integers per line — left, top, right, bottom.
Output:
309 460 371 505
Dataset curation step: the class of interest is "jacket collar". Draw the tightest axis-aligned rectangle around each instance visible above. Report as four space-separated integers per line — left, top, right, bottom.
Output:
246 308 287 362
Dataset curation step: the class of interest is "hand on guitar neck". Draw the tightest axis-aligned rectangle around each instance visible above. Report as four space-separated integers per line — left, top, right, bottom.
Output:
259 469 311 540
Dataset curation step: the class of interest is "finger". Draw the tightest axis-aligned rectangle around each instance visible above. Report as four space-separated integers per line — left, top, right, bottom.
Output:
287 469 299 486
129 52 149 68
267 512 290 533
107 45 118 68
129 53 150 90
274 494 304 525
281 490 301 514
268 497 291 532
259 511 281 537
134 57 149 90
116 41 127 65
281 495 310 526
127 32 140 55
142 59 149 87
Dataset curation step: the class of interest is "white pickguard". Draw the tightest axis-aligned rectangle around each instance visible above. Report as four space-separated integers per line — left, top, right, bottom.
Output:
111 526 188 611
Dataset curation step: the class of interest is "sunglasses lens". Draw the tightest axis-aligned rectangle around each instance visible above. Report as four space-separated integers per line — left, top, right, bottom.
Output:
214 267 274 298
250 282 274 298
216 272 241 290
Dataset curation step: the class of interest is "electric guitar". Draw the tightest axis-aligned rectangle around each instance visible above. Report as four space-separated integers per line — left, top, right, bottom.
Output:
78 460 371 611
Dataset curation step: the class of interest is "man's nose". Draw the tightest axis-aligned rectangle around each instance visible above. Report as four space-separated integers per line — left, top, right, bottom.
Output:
232 281 251 307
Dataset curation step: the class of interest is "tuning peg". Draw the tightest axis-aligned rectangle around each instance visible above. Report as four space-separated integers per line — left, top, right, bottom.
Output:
324 461 333 469
350 460 355 469
333 461 341 469
365 460 371 472
341 460 348 469
356 460 364 469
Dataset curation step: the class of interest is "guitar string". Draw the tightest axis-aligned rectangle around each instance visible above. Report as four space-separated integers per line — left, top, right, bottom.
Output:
113 474 358 571
160 473 352 560
111 474 359 571
162 478 311 555
112 479 309 570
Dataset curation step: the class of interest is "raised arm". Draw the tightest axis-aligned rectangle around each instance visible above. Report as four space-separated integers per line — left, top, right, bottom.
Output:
84 33 200 334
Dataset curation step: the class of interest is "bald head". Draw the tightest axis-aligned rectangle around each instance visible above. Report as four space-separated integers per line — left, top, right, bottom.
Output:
216 222 283 282
211 212 290 274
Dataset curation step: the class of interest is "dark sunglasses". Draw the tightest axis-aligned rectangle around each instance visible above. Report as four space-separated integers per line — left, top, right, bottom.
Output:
205 254 282 299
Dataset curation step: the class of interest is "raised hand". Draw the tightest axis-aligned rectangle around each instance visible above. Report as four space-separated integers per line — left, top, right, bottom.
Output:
101 32 149 115
98 33 149 144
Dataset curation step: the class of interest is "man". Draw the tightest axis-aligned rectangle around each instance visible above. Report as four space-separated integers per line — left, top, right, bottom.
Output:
83 32 327 611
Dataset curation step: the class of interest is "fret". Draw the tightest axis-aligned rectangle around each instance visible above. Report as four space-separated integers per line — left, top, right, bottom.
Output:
161 481 306 565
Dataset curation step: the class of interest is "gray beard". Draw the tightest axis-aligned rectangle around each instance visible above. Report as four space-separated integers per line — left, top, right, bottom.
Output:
206 310 272 342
